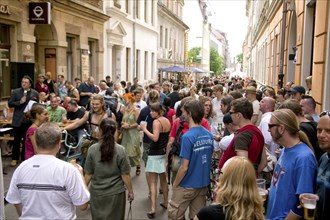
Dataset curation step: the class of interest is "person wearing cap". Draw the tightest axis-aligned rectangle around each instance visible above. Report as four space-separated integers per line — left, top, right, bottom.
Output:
289 85 306 102
8 75 39 166
216 113 239 153
244 86 260 125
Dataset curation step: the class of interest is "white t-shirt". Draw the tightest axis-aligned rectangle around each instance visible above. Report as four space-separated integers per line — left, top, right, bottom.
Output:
258 112 279 156
219 133 235 151
135 100 147 110
212 97 223 124
6 155 90 220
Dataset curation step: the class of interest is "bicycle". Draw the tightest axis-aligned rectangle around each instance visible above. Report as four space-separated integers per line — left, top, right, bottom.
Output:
207 157 220 201
59 129 92 166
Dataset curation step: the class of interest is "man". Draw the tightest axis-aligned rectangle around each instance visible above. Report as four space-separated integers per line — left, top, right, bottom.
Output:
216 112 239 152
245 86 260 125
74 77 81 89
64 94 115 139
78 76 97 108
105 75 113 88
47 96 67 123
66 100 87 141
130 77 140 92
126 81 132 93
66 81 80 103
266 109 318 220
8 75 39 166
57 74 68 101
6 123 90 219
300 95 319 122
134 88 147 110
211 84 224 126
168 100 214 220
258 97 279 184
218 98 266 175
314 111 330 219
154 82 166 104
168 84 180 109
289 85 305 102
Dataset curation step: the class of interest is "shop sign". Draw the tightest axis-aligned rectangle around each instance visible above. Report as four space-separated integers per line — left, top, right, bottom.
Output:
29 2 51 24
0 4 11 15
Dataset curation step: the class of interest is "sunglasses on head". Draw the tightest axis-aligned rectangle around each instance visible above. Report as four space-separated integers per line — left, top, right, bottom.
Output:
320 111 330 117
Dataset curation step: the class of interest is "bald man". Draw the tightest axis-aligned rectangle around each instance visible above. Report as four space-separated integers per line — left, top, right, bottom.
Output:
258 97 279 184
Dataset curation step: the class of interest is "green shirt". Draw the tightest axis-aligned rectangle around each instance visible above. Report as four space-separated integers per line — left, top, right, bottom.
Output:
84 143 131 196
47 106 67 123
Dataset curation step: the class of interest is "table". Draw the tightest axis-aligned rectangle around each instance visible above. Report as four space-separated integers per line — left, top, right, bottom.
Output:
0 120 12 125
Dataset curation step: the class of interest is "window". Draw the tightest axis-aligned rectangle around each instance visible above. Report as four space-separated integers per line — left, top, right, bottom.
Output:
66 36 74 81
165 28 168 49
144 0 147 22
160 26 163 47
135 0 139 19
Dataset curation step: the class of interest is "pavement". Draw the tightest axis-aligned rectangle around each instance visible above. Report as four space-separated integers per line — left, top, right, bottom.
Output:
2 154 190 220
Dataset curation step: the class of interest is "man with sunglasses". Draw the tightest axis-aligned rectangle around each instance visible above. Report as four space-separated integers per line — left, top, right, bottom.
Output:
218 98 266 175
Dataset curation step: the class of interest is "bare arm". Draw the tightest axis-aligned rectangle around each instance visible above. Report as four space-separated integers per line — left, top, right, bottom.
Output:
284 211 301 220
194 216 200 220
84 174 92 186
64 111 88 131
73 89 80 102
14 204 22 216
173 158 189 187
121 174 134 201
251 115 258 125
142 120 161 142
257 147 267 175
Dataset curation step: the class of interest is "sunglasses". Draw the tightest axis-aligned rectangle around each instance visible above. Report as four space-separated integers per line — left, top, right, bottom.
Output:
268 123 280 129
320 111 330 117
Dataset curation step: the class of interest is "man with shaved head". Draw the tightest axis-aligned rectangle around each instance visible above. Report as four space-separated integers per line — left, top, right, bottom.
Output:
78 76 97 108
258 97 279 184
300 95 319 122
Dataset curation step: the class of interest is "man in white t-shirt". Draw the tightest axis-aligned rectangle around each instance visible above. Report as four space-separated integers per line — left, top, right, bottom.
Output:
6 123 90 220
245 86 260 125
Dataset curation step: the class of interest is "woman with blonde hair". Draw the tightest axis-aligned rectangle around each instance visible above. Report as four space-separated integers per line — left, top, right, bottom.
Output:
121 93 141 175
195 156 264 220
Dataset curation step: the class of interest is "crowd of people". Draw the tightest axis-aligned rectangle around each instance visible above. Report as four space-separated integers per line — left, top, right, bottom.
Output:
0 72 329 220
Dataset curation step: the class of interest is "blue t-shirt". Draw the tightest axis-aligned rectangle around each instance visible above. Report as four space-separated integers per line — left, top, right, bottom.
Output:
78 82 96 106
179 126 214 188
316 153 330 220
266 143 318 220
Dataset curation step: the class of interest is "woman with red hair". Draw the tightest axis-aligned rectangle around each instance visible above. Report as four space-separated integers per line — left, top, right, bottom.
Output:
121 93 141 175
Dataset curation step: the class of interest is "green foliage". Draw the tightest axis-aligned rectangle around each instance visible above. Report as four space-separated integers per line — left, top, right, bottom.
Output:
210 47 224 77
236 53 243 66
188 47 202 64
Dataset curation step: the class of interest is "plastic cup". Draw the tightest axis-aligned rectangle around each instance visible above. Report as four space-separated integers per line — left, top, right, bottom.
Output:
301 193 318 220
140 121 147 126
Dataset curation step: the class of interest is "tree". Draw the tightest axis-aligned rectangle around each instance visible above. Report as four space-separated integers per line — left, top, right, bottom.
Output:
188 47 201 64
210 47 224 77
236 53 243 69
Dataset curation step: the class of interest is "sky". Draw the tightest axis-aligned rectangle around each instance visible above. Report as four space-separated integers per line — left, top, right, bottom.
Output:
207 0 248 57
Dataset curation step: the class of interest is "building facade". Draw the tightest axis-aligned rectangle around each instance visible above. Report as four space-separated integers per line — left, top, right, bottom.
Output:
210 28 230 69
245 0 330 111
0 0 108 99
157 0 189 71
104 0 158 83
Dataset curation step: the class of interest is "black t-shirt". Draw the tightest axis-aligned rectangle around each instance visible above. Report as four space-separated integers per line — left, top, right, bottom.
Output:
300 121 323 161
67 108 86 130
197 204 226 220
168 91 180 109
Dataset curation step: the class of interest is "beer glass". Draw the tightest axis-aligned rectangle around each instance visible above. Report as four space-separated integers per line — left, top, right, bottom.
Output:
256 179 267 201
301 193 318 220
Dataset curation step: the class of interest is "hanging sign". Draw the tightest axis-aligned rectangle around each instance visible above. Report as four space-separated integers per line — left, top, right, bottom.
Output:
29 2 51 24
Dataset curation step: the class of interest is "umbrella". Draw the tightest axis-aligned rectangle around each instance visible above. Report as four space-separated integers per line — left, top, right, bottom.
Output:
160 65 190 73
190 68 207 73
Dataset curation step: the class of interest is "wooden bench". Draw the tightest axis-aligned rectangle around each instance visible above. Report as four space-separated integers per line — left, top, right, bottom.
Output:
0 136 14 141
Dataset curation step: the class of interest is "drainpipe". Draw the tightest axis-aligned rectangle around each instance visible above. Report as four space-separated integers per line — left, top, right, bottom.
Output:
132 0 136 79
278 0 287 89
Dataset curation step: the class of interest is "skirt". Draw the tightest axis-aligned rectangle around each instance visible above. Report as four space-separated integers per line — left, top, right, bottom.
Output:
145 155 166 173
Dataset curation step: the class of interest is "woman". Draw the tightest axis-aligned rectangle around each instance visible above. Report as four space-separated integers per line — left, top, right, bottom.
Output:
35 74 50 95
201 96 213 126
195 156 264 220
121 93 141 175
25 105 48 160
84 118 134 220
44 72 56 94
140 103 170 219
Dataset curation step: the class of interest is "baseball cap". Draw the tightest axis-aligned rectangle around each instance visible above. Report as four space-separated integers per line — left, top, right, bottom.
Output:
223 112 233 124
290 86 306 94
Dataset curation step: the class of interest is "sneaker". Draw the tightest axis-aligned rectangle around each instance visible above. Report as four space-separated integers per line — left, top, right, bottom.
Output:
10 160 17 167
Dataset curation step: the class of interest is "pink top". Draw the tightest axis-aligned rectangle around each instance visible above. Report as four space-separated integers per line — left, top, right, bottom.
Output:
169 117 210 138
25 127 37 160
35 82 50 94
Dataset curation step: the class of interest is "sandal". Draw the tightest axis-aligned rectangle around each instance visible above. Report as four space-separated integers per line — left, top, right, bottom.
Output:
160 203 167 209
147 211 156 219
136 166 141 175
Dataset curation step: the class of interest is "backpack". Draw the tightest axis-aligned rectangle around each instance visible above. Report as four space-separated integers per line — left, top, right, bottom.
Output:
104 95 118 117
171 118 185 156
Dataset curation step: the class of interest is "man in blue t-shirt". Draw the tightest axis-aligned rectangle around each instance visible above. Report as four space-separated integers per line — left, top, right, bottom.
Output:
168 100 214 220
